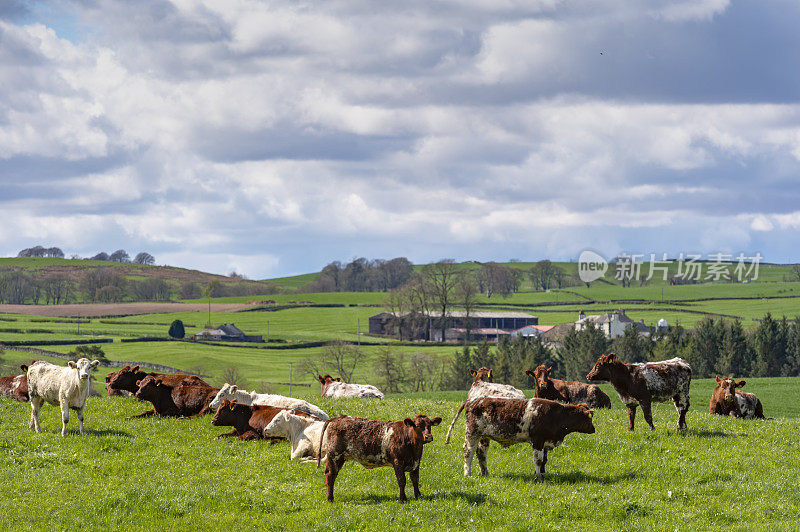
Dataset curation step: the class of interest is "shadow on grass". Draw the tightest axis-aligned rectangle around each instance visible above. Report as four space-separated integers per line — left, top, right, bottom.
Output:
358 490 488 505
501 470 638 485
680 429 730 438
83 428 132 438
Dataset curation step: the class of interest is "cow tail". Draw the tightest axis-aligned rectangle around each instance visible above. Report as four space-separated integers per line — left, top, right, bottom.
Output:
444 401 467 444
317 418 331 469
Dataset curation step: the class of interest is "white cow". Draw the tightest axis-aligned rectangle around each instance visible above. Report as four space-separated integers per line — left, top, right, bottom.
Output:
27 358 100 436
208 383 329 420
317 374 384 399
263 409 327 463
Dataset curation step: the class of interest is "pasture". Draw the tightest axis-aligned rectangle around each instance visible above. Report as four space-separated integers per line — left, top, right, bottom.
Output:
1 378 799 530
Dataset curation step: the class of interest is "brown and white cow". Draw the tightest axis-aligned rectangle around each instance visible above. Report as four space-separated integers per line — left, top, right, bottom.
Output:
317 374 384 399
444 367 525 444
211 399 313 440
27 358 100 436
586 354 691 431
132 375 219 418
462 397 595 479
209 382 329 419
709 376 765 419
108 365 208 395
317 414 442 502
527 365 611 409
0 365 29 402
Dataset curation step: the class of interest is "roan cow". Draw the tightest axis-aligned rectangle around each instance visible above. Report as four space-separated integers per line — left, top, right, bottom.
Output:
586 353 691 431
132 375 219 418
462 397 595 479
26 358 100 436
709 376 765 419
211 399 313 440
0 365 29 402
263 409 327 463
317 374 384 399
107 365 208 395
527 365 611 409
317 414 442 502
209 382 329 419
444 367 525 444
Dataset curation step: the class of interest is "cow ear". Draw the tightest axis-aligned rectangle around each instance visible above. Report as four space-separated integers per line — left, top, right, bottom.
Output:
20 364 28 372
487 369 493 379
317 375 325 383
587 409 595 419
230 385 238 393
230 400 238 409
608 353 617 361
430 417 442 426
90 360 100 368
736 380 746 388
335 377 342 382
403 418 416 427
715 376 721 383
68 361 77 369
123 365 130 371
470 369 477 376
525 369 534 377
131 365 139 373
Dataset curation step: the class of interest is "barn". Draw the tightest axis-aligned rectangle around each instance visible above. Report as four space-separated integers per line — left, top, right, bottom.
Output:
369 311 538 342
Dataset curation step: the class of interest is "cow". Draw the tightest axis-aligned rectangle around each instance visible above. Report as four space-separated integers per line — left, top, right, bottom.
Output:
26 358 100 436
461 397 595 479
709 376 765 419
211 399 313 440
317 374 384 399
317 414 442 502
107 365 208 395
209 383 329 420
444 367 525 444
104 371 124 396
527 365 611 409
0 365 29 402
586 353 691 431
132 375 220 418
263 409 327 463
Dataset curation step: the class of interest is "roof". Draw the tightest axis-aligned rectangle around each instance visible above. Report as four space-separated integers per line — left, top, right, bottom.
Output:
449 328 511 335
376 310 537 319
510 324 554 335
576 312 633 325
219 323 245 337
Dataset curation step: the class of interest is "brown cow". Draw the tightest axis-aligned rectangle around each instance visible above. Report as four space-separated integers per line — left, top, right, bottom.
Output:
108 365 208 395
527 365 611 409
709 376 765 419
104 371 124 396
0 365 29 402
211 399 314 440
317 414 442 502
586 354 691 431
462 397 595 479
132 375 219 418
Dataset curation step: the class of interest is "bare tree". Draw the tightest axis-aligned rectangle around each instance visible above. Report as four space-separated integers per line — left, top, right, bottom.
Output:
407 352 439 391
372 346 406 393
134 252 155 265
455 271 481 342
421 259 460 341
320 340 366 382
219 366 249 388
42 273 73 304
109 249 130 262
528 260 556 291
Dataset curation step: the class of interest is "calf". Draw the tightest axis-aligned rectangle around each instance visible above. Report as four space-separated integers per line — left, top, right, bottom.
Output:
462 397 595 479
317 374 384 399
211 399 311 440
27 358 100 436
108 365 207 395
264 409 327 463
586 353 691 431
0 365 29 402
709 376 765 419
209 382 329 420
444 367 525 443
132 375 220 418
317 414 442 502
527 365 611 409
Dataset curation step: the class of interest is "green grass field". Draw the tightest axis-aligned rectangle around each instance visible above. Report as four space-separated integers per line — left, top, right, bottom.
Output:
1 377 798 530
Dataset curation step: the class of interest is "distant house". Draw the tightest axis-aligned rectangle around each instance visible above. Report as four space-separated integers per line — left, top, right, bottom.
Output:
369 311 538 342
574 311 652 338
193 323 264 343
509 324 554 338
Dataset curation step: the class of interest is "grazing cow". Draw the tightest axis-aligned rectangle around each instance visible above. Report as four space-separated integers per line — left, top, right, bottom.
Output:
132 375 219 418
444 367 525 444
586 353 691 431
0 365 29 402
264 409 327 463
108 365 208 395
709 376 765 419
462 397 595 479
209 383 329 420
317 374 384 399
26 358 100 436
211 399 312 440
317 414 442 502
527 365 611 409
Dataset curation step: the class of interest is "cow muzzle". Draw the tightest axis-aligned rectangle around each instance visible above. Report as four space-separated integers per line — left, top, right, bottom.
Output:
423 434 433 443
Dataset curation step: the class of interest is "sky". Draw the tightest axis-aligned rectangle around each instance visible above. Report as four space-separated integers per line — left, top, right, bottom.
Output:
2 0 800 279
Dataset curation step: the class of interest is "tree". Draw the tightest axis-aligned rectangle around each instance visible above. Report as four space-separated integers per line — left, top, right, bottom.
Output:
686 317 724 378
561 322 608 380
90 252 110 261
319 340 366 382
70 344 106 360
716 319 750 376
42 273 73 304
455 271 481 342
134 252 155 265
372 346 406 393
613 324 652 364
219 366 248 389
421 260 460 341
169 319 186 339
80 268 126 302
528 260 556 291
476 262 519 298
109 249 130 262
751 313 787 377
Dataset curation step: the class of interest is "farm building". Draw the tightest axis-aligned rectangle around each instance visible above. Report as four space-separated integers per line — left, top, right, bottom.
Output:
574 311 652 338
369 311 538 342
192 323 264 343
509 324 555 338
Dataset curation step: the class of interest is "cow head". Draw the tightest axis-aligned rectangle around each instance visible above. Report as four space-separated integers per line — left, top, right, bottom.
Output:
571 403 596 434
109 365 147 393
470 367 493 383
526 365 552 394
586 353 620 382
212 399 246 426
263 409 293 438
68 358 100 380
403 414 442 444
209 382 236 411
714 376 746 409
135 375 167 400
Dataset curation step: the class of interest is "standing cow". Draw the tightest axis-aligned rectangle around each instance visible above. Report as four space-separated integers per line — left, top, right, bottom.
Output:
26 358 100 436
444 367 525 444
317 374 384 399
462 397 595 479
586 354 691 431
709 376 765 419
0 365 29 402
527 365 611 409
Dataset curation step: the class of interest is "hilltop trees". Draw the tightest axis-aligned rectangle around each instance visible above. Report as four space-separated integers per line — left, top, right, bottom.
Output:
18 246 64 258
475 262 522 298
134 252 155 265
303 257 413 292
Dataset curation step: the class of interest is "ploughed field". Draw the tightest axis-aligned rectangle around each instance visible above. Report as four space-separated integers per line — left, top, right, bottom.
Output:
2 380 800 530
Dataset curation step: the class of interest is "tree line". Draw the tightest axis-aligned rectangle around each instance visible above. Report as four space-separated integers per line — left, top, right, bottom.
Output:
17 246 155 265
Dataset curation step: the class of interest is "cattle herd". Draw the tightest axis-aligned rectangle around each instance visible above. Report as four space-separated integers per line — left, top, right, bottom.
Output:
0 353 767 502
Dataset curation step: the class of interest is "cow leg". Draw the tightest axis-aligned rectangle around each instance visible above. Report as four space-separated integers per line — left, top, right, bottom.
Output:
627 404 637 431
325 456 345 502
215 429 239 439
476 437 490 476
393 462 408 503
673 394 689 430
532 447 547 480
77 405 86 435
641 402 655 431
130 409 156 418
60 400 70 437
410 466 421 499
30 396 43 432
463 432 480 476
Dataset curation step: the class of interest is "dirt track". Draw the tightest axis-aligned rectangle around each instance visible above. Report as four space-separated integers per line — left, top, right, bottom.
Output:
0 302 256 317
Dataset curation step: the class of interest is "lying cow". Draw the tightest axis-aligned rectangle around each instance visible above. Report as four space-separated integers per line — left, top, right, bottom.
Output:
264 409 327 463
462 397 595 479
586 353 691 431
209 383 329 420
108 365 208 395
0 365 29 402
132 375 219 418
444 367 525 444
317 414 442 502
527 365 611 409
709 376 765 419
317 374 384 399
212 399 312 440
27 358 100 436
104 371 124 396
